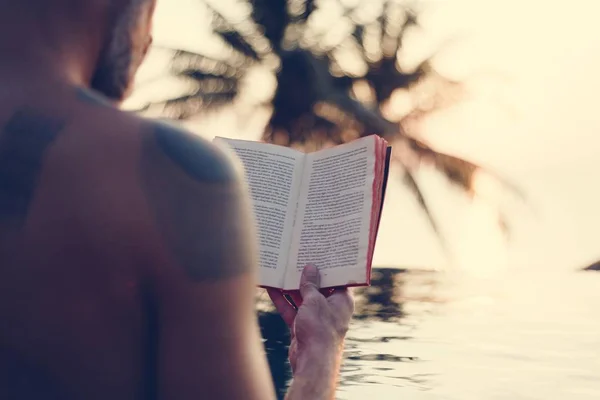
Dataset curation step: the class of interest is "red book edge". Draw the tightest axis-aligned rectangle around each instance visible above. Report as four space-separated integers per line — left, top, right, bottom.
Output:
364 138 384 285
260 139 392 292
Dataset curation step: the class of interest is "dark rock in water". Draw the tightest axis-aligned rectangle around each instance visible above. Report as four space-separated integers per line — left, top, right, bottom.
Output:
583 261 600 271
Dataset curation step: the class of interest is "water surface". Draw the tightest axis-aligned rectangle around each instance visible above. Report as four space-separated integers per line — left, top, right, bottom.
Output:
259 267 600 399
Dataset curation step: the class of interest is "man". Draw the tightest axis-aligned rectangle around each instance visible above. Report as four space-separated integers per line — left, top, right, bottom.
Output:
0 0 354 399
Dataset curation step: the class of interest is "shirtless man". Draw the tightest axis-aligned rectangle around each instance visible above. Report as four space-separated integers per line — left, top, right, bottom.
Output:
0 0 354 399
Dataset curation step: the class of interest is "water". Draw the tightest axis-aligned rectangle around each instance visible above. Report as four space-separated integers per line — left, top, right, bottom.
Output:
258 267 600 399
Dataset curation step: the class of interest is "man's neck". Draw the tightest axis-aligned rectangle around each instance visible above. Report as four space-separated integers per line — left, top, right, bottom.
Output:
0 43 95 109
0 51 81 89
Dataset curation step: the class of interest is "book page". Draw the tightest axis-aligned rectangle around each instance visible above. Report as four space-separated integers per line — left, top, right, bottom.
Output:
214 137 305 288
284 136 377 290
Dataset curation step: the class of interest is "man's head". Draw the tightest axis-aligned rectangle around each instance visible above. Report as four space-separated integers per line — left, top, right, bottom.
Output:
0 0 155 101
90 0 157 102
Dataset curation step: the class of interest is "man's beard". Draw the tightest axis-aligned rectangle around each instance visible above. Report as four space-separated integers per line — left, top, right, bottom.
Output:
90 4 145 102
90 40 133 101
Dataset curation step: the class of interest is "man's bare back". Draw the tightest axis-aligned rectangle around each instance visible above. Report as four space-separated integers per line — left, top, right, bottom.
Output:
0 84 243 398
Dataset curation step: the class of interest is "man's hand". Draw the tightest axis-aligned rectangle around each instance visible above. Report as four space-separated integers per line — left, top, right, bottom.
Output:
267 265 354 400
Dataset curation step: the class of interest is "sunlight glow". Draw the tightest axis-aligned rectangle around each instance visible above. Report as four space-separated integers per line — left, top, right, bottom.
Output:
147 0 600 272
456 185 508 276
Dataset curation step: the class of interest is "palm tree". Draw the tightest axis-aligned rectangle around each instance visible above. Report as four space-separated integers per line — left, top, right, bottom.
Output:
137 0 521 244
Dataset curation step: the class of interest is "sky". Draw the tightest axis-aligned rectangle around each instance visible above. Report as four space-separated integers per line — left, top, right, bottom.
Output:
140 0 600 274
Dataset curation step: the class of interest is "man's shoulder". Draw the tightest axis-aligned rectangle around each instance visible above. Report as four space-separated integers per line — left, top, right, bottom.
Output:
73 88 242 185
136 120 255 283
141 119 242 184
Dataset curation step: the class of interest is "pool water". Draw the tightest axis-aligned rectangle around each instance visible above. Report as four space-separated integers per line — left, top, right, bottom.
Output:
258 267 600 399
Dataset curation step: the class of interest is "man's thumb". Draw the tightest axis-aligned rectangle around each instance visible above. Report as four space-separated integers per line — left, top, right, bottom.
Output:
299 264 321 299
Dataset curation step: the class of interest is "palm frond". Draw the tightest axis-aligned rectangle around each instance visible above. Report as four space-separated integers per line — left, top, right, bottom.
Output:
141 91 238 120
169 48 248 77
250 0 290 49
135 0 522 246
203 0 266 61
402 136 525 201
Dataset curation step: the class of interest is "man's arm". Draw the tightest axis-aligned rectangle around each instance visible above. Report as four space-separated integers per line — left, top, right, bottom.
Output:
139 121 276 399
269 266 354 400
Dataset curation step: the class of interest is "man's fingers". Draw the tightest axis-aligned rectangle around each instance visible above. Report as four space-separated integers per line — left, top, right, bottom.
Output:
327 288 355 321
299 264 321 300
290 288 332 308
267 288 297 327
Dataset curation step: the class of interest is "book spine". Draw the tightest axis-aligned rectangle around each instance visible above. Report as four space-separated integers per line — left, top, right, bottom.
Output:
281 156 307 283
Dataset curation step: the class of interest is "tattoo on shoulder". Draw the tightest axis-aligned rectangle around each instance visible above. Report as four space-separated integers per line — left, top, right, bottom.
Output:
0 108 66 230
151 122 238 183
140 122 253 282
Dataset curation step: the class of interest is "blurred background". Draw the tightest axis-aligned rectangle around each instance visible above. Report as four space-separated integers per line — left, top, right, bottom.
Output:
129 0 600 398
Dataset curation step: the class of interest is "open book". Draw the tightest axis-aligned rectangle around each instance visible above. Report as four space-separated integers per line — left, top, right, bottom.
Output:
214 135 391 291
